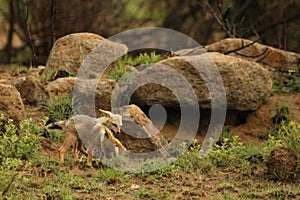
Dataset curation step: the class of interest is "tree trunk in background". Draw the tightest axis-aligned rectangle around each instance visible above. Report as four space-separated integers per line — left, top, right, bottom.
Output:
4 1 14 63
51 0 56 46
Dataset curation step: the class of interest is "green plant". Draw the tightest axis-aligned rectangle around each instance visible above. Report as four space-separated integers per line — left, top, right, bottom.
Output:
173 139 204 171
38 117 65 142
132 52 162 66
168 141 188 157
107 52 162 82
44 95 73 120
264 120 300 161
271 103 291 124
136 158 178 180
218 126 235 144
0 114 41 161
203 136 247 168
135 188 161 199
44 128 64 142
97 168 128 183
37 68 57 81
280 121 300 157
272 65 300 94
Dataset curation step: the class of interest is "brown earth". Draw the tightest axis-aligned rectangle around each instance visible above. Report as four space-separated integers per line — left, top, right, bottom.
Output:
1 70 300 199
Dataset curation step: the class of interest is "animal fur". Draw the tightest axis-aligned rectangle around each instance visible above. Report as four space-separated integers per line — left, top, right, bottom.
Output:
47 110 126 167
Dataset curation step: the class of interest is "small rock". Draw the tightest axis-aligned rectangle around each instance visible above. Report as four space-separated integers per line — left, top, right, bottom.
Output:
116 104 168 153
46 77 78 99
12 75 49 105
266 146 298 181
0 84 25 131
130 184 140 190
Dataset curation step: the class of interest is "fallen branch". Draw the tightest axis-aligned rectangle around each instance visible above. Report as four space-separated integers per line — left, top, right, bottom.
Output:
233 47 269 59
224 38 261 55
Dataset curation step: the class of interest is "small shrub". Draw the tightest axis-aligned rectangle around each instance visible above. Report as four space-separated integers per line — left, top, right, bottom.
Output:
258 120 300 174
0 114 41 161
44 95 73 120
203 136 247 168
168 142 188 157
173 139 203 171
217 126 235 144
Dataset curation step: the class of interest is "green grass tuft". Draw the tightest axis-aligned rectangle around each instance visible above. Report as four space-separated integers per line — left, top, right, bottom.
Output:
107 52 162 82
44 95 73 120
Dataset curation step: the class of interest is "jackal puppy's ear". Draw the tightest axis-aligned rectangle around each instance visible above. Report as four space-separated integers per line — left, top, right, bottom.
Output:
99 109 113 117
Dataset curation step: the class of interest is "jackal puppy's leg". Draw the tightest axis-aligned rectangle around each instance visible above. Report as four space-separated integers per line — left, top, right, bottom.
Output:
87 152 93 167
72 140 80 163
103 126 127 151
58 132 77 165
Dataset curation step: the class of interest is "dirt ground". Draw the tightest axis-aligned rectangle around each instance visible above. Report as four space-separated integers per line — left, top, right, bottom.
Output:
1 70 300 199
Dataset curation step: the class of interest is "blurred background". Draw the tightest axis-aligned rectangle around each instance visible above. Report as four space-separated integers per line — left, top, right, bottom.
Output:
0 0 299 65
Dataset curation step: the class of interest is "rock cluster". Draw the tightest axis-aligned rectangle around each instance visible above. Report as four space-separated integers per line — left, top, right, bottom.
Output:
2 32 300 154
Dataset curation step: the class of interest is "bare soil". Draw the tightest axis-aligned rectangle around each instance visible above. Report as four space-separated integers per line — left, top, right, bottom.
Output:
1 70 300 199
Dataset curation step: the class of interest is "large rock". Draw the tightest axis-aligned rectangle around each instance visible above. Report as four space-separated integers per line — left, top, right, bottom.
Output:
12 76 49 105
116 104 168 153
0 84 25 131
44 32 127 78
45 33 105 75
205 38 300 72
130 52 272 111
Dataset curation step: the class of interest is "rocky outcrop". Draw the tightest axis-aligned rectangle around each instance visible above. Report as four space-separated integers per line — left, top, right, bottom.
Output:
0 84 25 131
205 38 300 72
44 32 128 78
12 76 49 105
130 52 272 111
116 104 168 153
